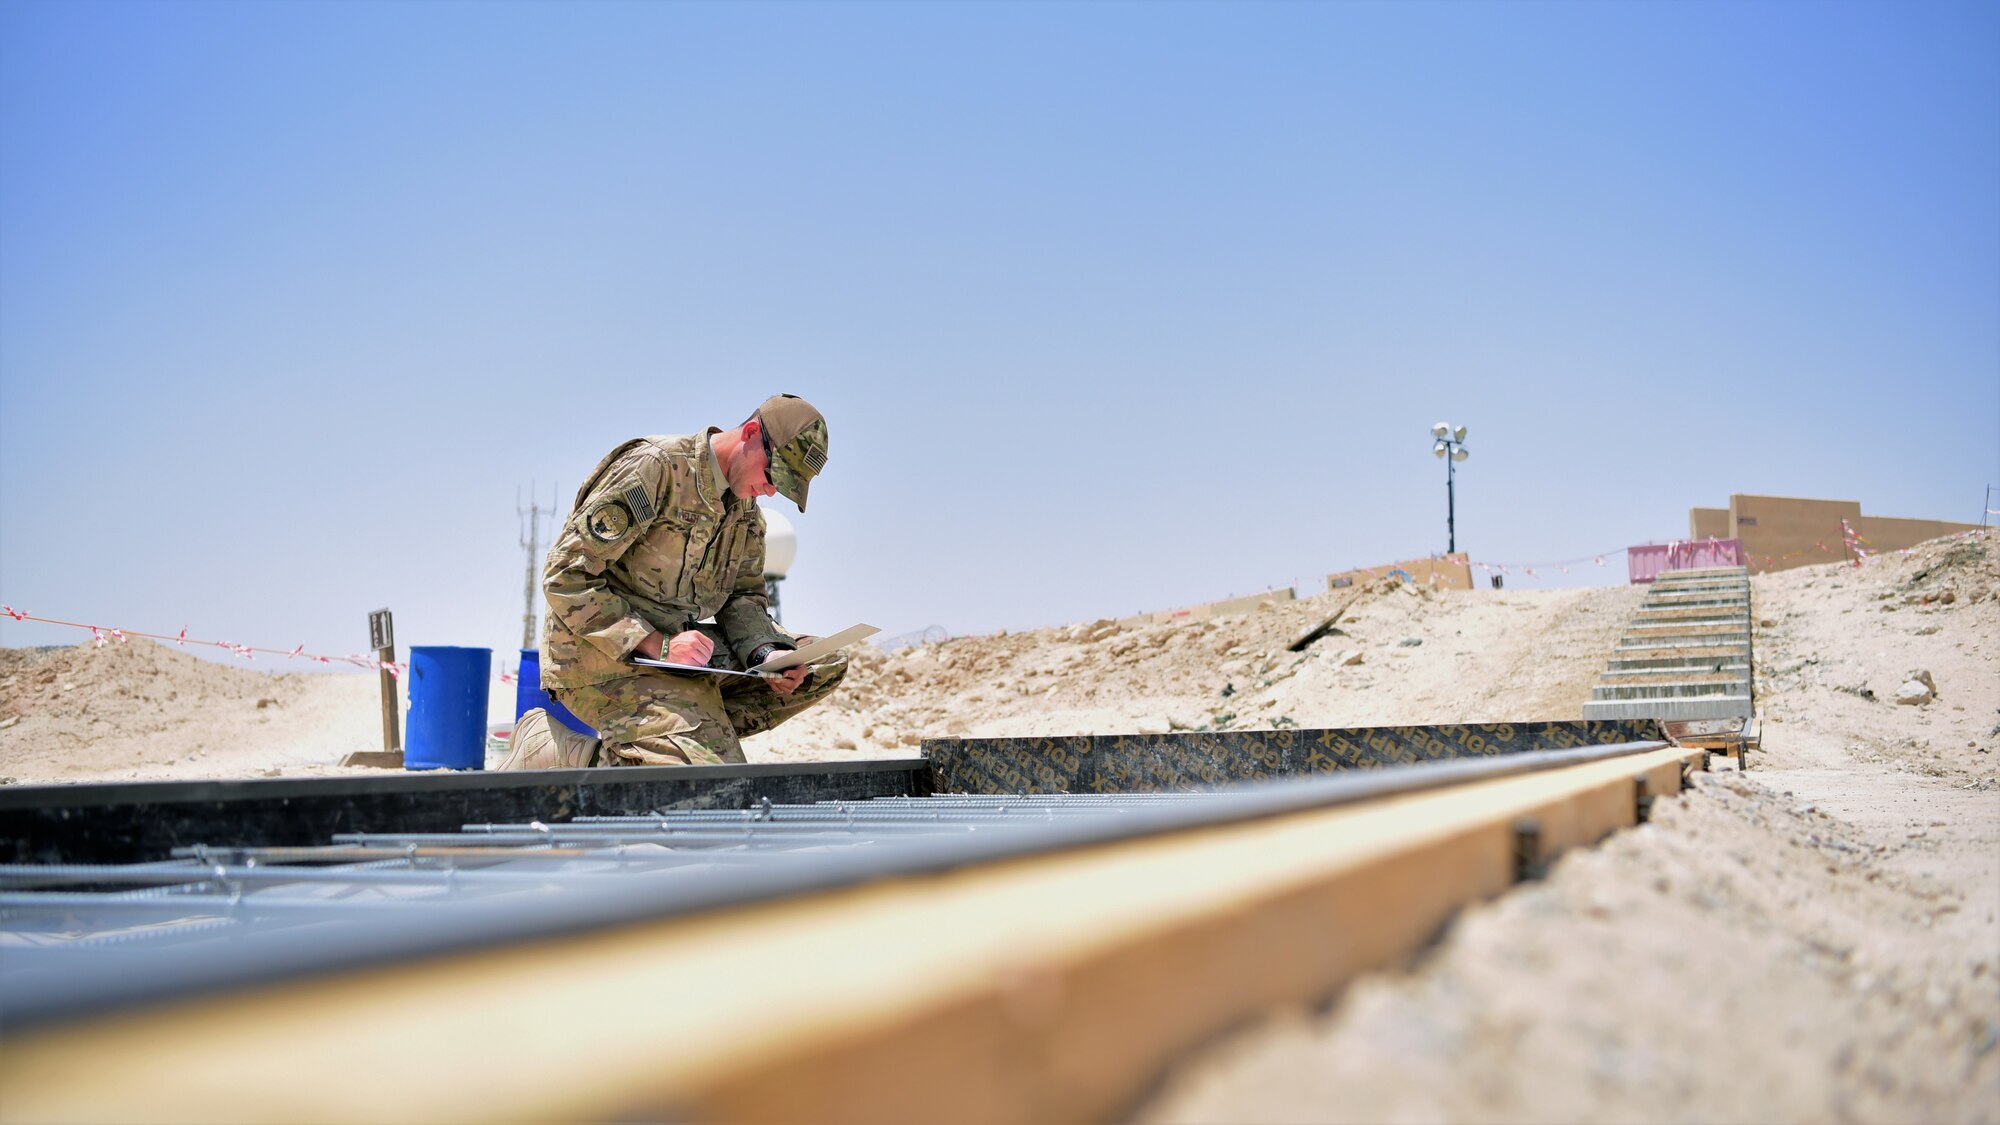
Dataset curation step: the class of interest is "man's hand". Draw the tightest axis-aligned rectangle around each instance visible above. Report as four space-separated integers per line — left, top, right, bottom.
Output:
749 639 814 697
661 631 714 666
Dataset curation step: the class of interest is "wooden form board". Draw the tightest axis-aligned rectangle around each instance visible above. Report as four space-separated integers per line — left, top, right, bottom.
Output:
0 748 1699 1125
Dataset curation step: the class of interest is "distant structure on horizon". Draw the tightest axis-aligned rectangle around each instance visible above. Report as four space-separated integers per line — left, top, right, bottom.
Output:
1327 552 1473 592
1688 494 1982 574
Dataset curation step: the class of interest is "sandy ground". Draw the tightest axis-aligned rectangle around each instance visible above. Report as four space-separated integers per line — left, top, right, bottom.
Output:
1138 534 2000 1124
2 533 1994 1122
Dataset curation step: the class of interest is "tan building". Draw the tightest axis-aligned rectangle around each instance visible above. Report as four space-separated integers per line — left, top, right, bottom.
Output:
1688 494 1982 574
1328 552 1474 591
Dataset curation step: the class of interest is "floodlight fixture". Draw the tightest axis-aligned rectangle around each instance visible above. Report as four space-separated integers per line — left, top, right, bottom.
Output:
1427 421 1472 554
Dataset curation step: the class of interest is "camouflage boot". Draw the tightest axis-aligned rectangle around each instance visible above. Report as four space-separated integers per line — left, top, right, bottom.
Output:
500 708 602 770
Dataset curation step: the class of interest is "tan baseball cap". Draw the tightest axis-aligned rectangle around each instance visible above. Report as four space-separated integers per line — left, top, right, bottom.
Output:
756 393 828 513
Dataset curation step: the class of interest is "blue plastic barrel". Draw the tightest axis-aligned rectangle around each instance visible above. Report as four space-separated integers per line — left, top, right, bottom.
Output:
514 648 596 736
405 646 492 771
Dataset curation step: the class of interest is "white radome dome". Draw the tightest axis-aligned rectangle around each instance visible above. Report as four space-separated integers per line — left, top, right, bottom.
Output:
760 504 797 578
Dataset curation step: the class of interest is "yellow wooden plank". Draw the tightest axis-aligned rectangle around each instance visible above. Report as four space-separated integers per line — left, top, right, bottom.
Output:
0 748 1697 1125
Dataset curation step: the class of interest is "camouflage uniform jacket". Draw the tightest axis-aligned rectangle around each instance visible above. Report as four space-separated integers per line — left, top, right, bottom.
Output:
541 430 789 689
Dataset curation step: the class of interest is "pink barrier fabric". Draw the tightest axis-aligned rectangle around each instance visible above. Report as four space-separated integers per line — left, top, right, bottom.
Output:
1627 538 1744 584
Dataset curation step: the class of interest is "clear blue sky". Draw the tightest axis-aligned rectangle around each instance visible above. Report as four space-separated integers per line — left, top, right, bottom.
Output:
3 0 1996 664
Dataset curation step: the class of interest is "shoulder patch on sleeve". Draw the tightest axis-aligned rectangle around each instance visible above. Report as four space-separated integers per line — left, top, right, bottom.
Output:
622 482 655 524
586 501 633 543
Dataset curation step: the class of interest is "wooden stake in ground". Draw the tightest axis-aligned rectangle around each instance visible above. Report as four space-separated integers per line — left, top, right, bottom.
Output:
342 609 403 769
372 608 399 752
1288 592 1363 652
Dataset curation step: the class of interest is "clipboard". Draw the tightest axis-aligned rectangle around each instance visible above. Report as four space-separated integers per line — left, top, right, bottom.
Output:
751 624 880 672
625 657 779 679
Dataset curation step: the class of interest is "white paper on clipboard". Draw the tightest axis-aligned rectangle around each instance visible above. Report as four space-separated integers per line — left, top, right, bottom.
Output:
751 624 880 672
626 657 775 679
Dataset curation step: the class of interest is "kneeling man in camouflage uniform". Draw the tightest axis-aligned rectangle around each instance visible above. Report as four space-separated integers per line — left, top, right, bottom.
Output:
505 394 845 768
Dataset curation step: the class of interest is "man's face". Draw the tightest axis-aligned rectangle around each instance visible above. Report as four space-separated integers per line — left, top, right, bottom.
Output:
726 423 780 501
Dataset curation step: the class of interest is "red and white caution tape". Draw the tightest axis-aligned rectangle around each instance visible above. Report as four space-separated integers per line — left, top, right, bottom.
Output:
1469 548 1619 580
0 608 407 677
1840 518 1869 567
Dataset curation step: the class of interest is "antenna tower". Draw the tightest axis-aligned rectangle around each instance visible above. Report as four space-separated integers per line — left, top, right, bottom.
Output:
519 483 559 650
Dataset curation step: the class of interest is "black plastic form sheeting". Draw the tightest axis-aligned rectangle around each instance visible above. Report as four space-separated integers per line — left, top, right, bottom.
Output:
0 759 934 865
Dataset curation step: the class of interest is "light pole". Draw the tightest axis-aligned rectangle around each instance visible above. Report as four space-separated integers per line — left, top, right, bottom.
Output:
1430 422 1470 554
761 503 798 625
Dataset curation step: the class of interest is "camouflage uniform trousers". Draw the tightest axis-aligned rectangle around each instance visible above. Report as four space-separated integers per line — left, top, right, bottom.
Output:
551 628 848 766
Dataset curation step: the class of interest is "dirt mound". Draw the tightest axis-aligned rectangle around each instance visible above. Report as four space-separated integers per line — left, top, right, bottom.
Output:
0 639 386 783
1754 530 1998 784
746 577 1642 760
0 638 298 721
